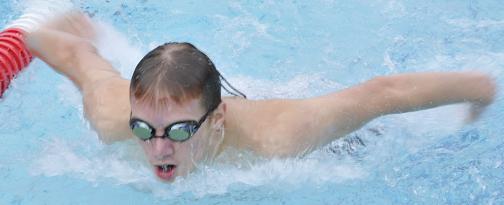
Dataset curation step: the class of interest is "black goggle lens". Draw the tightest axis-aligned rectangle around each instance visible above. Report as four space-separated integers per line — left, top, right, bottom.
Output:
131 121 153 141
168 128 191 141
130 120 195 142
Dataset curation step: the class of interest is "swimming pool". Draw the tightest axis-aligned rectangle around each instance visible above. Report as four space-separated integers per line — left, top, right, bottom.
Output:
1 0 503 204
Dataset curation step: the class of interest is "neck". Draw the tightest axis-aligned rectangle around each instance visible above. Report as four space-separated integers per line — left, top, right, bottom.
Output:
204 127 227 162
223 125 249 156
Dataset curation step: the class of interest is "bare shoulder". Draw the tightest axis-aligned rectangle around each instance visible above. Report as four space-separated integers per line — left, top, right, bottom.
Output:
222 80 387 157
82 77 133 143
223 97 323 156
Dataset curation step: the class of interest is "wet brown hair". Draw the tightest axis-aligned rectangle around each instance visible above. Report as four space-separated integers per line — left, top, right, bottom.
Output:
130 42 221 111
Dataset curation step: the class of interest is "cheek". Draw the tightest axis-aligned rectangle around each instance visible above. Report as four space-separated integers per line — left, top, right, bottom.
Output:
139 142 154 157
184 133 209 157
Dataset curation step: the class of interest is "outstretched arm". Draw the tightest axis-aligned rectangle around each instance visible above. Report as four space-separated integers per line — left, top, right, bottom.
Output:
325 72 493 140
287 71 496 153
349 72 495 116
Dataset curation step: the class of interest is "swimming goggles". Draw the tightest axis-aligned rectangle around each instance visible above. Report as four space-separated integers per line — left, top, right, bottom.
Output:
129 106 216 142
129 73 245 142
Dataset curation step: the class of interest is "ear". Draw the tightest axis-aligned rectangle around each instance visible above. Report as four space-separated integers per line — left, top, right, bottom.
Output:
211 102 226 129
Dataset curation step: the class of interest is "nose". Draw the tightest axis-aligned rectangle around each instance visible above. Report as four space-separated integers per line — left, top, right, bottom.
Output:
151 137 175 161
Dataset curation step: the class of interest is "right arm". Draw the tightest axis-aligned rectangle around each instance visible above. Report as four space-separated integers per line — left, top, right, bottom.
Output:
26 14 134 143
26 28 119 91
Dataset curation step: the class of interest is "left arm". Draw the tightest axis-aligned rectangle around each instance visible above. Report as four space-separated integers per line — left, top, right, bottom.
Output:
267 71 496 156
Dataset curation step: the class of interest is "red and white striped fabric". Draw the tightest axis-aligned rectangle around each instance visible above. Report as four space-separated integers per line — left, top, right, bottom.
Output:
0 28 32 97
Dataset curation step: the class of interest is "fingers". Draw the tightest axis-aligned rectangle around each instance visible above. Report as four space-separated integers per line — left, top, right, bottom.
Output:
44 10 96 40
464 103 484 124
66 11 96 40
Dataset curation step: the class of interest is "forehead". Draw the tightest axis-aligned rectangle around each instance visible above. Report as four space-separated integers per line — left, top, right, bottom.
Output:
131 96 204 125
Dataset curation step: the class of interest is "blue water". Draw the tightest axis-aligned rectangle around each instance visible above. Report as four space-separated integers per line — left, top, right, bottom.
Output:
1 0 503 204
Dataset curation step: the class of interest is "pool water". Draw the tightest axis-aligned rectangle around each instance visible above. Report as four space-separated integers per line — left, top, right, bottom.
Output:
1 0 503 204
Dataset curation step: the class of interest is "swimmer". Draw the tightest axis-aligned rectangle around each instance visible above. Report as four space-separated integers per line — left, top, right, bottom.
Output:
25 12 496 181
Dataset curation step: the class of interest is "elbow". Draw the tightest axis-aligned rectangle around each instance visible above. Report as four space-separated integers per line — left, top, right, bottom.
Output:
365 76 401 114
367 76 397 91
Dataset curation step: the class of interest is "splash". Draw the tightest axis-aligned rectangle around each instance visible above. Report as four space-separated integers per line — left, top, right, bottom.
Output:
31 135 155 185
225 73 344 99
28 1 504 201
8 0 73 31
93 20 144 79
40 20 369 196
39 20 368 195
32 135 366 199
39 70 369 199
39 67 479 199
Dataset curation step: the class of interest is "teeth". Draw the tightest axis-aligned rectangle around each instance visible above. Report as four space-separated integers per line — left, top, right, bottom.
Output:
161 165 171 172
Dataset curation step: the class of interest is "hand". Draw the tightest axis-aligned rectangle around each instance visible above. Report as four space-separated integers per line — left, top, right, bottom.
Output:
465 73 497 123
466 102 489 123
45 11 96 40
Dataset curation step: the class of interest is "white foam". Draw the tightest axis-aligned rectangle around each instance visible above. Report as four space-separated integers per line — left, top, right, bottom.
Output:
47 69 362 199
51 65 369 194
93 21 145 79
212 5 273 55
383 51 398 73
39 12 504 199
46 46 503 198
32 136 365 199
6 0 73 31
41 63 501 198
46 46 503 197
163 156 365 198
446 18 504 30
225 73 344 99
384 104 469 153
31 136 154 185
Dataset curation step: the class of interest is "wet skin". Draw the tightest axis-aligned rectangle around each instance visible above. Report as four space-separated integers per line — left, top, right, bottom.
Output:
25 12 497 182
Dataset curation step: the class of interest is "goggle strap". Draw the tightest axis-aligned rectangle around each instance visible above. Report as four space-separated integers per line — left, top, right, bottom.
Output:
219 74 247 99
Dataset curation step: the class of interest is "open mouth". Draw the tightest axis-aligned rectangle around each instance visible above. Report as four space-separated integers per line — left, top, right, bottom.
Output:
155 164 176 181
